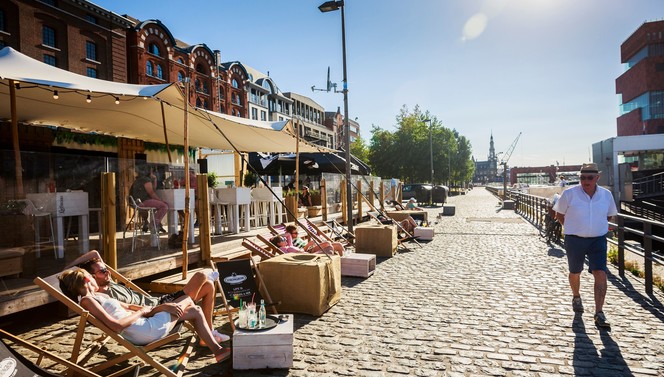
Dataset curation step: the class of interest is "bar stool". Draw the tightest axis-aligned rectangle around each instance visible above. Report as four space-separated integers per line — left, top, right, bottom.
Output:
17 199 56 258
124 196 160 252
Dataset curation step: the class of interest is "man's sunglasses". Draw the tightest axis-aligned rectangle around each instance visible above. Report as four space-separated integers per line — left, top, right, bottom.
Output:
580 175 597 181
95 267 109 275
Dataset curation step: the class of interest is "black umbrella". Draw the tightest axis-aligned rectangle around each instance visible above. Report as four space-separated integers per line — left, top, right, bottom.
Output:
248 151 371 176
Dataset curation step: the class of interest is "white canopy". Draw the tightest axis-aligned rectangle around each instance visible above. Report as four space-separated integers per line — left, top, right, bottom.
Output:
0 47 324 153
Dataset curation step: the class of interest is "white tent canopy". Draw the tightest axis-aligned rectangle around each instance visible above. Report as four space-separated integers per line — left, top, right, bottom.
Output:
0 47 324 153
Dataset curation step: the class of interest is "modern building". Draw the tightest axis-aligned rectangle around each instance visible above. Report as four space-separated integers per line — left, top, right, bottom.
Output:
284 92 334 149
615 20 664 136
242 65 292 122
0 0 132 82
472 134 498 184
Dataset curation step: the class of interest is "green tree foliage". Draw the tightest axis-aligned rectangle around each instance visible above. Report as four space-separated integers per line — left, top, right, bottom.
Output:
368 105 475 185
350 135 370 166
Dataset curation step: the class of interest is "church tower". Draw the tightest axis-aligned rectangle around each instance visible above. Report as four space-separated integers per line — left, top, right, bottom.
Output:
489 133 498 177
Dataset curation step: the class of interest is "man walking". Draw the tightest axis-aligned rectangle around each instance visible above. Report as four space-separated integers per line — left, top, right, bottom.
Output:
553 163 617 328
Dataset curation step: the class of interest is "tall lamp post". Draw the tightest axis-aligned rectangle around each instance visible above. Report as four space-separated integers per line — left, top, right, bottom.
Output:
319 0 353 232
423 119 433 205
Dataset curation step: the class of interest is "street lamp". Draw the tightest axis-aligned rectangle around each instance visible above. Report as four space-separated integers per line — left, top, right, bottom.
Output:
319 0 353 232
423 119 433 205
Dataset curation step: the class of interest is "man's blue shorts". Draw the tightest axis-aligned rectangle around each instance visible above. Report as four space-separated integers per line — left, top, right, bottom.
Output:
564 234 608 274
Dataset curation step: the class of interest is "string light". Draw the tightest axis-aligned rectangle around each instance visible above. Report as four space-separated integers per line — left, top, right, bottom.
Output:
114 96 120 105
53 90 59 99
86 95 92 103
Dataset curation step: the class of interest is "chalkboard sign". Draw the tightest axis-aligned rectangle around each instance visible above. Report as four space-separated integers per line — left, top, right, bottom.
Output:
215 259 262 308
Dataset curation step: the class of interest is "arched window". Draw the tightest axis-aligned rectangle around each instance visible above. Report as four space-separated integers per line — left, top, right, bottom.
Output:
146 61 153 77
196 63 206 74
195 78 202 92
156 64 163 79
262 80 272 93
196 98 202 107
177 57 184 64
177 71 185 83
148 43 160 56
202 80 208 94
232 79 239 88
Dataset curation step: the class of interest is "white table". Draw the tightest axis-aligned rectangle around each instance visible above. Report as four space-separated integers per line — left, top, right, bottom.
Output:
251 187 283 227
156 189 195 243
215 187 251 233
26 192 89 259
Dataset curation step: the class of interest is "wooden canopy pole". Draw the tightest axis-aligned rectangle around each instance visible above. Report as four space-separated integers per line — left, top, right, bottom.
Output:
9 80 24 198
181 79 190 280
101 172 117 269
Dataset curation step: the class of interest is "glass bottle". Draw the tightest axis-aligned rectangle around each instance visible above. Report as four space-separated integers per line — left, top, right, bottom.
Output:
239 300 248 328
247 302 257 329
258 299 266 328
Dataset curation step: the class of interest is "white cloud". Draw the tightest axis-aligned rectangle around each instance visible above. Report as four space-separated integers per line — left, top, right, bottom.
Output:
461 13 489 41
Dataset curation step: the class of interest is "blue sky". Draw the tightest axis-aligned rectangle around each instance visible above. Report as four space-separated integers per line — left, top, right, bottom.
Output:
93 0 663 167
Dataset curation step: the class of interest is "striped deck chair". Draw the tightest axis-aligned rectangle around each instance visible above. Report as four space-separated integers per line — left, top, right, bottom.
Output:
324 219 356 244
34 270 195 377
366 211 422 249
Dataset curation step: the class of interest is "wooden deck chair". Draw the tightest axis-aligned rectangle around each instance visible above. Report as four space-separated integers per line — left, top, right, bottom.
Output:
324 219 356 244
366 211 422 249
0 328 142 377
256 232 287 256
243 237 282 260
209 255 278 332
34 272 195 377
302 218 353 247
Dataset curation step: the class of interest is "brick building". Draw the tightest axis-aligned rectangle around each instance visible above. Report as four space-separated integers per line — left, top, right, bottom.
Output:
0 0 132 82
615 20 664 136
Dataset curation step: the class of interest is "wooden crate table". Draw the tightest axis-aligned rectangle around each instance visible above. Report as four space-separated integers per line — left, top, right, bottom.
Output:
258 254 341 316
354 224 397 257
0 247 26 278
386 210 428 224
233 314 294 370
341 253 376 278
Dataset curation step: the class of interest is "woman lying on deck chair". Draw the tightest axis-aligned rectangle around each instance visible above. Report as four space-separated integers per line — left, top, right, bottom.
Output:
59 268 231 363
271 232 343 256
285 224 345 256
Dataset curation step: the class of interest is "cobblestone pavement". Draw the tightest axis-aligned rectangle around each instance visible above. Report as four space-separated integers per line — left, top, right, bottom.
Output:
5 188 664 376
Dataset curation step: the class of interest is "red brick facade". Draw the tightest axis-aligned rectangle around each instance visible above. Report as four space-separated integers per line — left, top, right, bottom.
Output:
0 0 130 82
126 19 247 116
615 20 664 136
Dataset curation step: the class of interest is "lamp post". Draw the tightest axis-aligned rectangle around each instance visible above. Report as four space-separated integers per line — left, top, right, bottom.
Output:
423 119 433 205
319 0 353 232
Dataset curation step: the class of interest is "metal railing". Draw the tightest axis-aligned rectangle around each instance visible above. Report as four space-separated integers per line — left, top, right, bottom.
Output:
487 187 664 295
633 171 664 199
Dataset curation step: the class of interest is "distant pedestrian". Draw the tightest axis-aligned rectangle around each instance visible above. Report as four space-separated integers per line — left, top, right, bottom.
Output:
559 176 568 187
553 163 617 328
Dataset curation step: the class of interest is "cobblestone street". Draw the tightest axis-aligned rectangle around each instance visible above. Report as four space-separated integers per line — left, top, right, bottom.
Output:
5 188 664 376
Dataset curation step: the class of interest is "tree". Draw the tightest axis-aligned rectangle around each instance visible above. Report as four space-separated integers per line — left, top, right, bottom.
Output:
350 135 369 166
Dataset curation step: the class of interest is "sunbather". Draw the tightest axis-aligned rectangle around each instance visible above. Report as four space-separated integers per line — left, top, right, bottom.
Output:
58 268 230 362
374 213 418 240
67 250 227 344
270 232 342 256
285 225 344 256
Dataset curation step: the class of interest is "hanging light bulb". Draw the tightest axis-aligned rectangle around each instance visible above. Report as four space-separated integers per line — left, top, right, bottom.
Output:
114 96 120 105
86 95 92 103
53 90 59 99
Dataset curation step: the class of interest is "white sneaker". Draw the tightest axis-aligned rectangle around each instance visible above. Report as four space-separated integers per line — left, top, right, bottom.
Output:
208 271 219 282
212 329 230 343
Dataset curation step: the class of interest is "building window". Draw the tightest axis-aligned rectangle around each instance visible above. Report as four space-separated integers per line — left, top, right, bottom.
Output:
87 67 97 78
196 63 206 74
0 41 5 49
42 26 56 48
232 79 239 88
231 109 236 116
148 43 160 56
177 57 184 64
251 108 258 120
237 110 242 117
146 61 153 76
84 14 97 24
177 71 185 83
196 98 202 107
195 78 202 92
203 99 209 109
0 9 6 32
260 110 266 121
220 104 224 113
86 41 97 61
43 54 56 66
156 64 163 79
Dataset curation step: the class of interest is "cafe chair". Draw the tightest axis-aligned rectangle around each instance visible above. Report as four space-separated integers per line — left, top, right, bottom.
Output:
124 196 160 252
15 199 56 258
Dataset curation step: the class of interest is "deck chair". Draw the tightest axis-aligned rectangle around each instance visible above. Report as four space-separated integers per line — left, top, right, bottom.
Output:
256 232 287 256
324 219 355 244
301 218 352 247
243 237 282 260
209 255 278 332
366 211 422 249
0 328 140 377
34 271 195 377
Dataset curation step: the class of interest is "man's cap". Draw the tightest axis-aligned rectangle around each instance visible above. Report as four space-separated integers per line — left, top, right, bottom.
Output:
579 162 600 174
408 198 416 202
302 186 309 190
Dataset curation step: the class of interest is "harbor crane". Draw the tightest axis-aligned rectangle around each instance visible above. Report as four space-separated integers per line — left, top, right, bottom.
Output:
500 132 522 200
